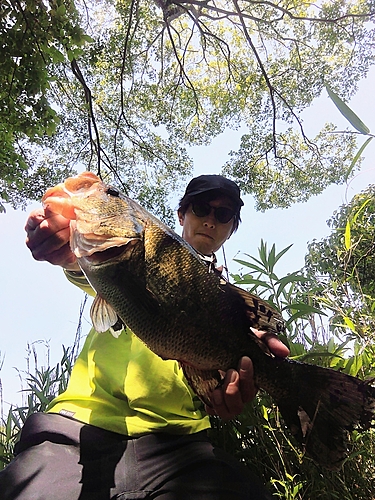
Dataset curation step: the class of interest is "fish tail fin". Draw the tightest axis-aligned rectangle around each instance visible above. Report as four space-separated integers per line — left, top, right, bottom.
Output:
266 359 375 469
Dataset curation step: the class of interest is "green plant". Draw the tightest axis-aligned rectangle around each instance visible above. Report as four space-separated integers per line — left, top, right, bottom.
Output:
0 296 86 467
209 239 375 498
232 240 327 349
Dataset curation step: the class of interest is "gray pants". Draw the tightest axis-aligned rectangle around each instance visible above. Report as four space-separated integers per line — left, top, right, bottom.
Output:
0 413 273 499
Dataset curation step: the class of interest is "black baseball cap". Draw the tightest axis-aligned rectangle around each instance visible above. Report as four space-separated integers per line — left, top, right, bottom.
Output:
183 174 244 207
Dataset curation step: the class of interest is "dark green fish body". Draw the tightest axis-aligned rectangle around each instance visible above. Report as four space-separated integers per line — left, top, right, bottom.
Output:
43 172 375 470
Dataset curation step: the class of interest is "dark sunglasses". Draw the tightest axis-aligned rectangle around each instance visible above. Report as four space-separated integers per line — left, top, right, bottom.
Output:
191 201 236 224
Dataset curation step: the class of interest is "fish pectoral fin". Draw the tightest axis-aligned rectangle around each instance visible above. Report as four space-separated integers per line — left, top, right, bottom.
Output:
91 295 122 335
181 365 221 407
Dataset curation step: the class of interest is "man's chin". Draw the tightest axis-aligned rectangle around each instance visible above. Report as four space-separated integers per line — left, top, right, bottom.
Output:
193 237 217 255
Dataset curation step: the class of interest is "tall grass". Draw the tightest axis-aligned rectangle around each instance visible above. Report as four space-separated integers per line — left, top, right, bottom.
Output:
0 297 86 470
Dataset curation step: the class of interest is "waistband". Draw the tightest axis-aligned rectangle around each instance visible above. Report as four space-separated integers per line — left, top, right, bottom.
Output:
15 412 209 455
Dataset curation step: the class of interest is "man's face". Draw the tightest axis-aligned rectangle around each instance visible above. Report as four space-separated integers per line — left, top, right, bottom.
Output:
178 194 236 255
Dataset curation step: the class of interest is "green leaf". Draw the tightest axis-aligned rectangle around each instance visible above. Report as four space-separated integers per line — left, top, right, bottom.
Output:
343 315 357 333
344 355 363 377
268 243 276 272
326 86 370 134
284 303 325 315
56 4 66 16
235 278 273 288
345 137 373 181
276 274 308 298
82 34 95 43
261 405 269 422
344 219 351 250
233 259 266 274
352 198 371 224
274 243 293 266
48 46 66 63
258 240 268 268
294 351 344 362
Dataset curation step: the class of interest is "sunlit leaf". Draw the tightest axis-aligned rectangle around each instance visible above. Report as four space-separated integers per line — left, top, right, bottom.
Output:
352 198 371 224
343 315 357 333
344 219 351 250
326 86 370 134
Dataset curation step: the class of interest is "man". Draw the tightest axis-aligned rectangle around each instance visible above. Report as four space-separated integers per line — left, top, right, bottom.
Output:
0 174 289 499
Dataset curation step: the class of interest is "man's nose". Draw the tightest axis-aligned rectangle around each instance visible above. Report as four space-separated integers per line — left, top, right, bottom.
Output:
203 208 216 228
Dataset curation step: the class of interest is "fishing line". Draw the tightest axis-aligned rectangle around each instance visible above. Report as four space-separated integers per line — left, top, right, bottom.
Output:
222 245 230 281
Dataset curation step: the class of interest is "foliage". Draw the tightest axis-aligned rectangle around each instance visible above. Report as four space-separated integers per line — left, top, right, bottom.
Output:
1 0 375 215
305 184 375 342
306 184 375 296
210 396 375 499
0 0 90 212
0 344 77 469
0 296 86 469
232 239 325 343
213 239 375 498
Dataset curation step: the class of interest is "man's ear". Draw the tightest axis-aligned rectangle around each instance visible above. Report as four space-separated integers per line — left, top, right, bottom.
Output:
178 210 184 227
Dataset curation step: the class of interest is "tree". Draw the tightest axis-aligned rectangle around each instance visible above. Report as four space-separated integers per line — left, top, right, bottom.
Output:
305 184 375 342
1 0 375 216
0 0 93 212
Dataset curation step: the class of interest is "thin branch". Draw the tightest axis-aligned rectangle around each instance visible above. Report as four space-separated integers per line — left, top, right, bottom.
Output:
163 17 202 120
233 0 278 156
169 0 375 24
70 58 101 174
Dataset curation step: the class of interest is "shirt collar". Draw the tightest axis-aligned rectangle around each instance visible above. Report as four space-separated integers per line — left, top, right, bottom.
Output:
196 251 219 275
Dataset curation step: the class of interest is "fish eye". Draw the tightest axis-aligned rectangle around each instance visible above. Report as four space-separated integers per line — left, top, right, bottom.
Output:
106 187 120 197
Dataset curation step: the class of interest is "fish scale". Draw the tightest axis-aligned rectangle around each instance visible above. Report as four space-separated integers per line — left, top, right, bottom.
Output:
42 171 375 470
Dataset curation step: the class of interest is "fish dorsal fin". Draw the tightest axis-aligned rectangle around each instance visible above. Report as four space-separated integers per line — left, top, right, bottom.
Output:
224 282 285 335
90 295 119 335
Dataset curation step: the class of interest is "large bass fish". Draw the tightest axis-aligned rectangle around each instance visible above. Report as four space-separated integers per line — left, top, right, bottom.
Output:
42 171 375 470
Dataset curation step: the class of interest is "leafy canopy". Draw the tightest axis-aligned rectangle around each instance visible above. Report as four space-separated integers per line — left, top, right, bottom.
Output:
1 0 375 216
0 0 90 212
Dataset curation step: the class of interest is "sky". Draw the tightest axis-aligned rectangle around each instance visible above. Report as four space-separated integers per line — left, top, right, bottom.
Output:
0 67 374 412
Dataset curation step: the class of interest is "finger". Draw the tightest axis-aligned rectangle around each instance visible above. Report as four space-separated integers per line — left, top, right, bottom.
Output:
27 224 71 260
26 211 70 250
266 335 290 357
218 370 244 420
24 206 62 232
24 209 47 232
43 241 78 268
25 208 76 267
238 356 257 403
206 377 234 420
253 329 290 358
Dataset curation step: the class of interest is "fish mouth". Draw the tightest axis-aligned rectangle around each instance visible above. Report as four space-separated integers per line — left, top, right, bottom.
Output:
81 240 139 265
85 246 127 264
